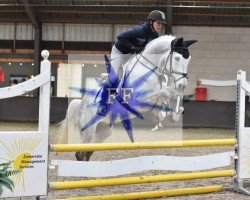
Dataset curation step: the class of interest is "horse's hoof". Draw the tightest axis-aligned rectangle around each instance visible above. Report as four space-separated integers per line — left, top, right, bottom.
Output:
151 125 159 131
179 107 184 113
75 152 83 161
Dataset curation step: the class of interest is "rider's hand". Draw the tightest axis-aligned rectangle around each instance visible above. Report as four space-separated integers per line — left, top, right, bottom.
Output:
132 46 143 54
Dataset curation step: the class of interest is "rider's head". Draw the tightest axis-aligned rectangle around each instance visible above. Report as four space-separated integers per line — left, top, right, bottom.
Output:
148 10 167 33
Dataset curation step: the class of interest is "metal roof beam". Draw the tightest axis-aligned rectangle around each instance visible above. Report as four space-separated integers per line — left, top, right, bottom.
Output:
23 0 41 29
22 0 42 75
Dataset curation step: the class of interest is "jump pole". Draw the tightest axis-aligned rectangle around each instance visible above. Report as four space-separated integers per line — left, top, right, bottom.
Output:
50 139 236 152
49 169 235 190
55 185 222 200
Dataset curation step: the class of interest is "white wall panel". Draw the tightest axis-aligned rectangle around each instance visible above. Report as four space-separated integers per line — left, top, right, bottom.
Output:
0 24 14 40
43 24 63 41
85 77 99 89
114 25 134 41
0 23 164 42
172 26 250 101
57 63 82 98
114 24 166 41
57 63 69 98
65 24 112 42
16 24 34 40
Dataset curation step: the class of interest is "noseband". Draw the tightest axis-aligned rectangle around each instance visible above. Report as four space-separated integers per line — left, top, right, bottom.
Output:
163 49 189 84
137 48 189 86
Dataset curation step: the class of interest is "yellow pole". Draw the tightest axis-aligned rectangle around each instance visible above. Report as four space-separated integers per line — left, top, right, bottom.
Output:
49 170 235 190
50 139 236 152
55 185 222 200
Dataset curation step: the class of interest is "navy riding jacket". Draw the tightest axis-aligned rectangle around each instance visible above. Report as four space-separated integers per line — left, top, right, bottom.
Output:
115 22 159 54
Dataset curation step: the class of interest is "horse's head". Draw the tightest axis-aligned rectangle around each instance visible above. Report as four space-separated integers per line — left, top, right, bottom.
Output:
143 36 197 92
164 37 197 92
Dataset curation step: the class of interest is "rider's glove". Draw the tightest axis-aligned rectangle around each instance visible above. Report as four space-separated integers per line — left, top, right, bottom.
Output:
132 46 143 54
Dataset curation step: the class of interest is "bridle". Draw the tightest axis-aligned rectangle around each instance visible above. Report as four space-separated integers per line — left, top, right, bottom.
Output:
162 48 189 85
136 47 189 88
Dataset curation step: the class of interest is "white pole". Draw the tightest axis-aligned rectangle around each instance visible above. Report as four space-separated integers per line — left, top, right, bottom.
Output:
37 50 51 200
235 70 250 195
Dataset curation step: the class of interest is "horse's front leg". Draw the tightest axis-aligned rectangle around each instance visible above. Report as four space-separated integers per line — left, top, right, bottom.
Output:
171 95 184 121
151 100 170 131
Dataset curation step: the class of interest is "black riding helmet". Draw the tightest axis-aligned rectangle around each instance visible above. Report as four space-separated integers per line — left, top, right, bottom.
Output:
148 10 167 24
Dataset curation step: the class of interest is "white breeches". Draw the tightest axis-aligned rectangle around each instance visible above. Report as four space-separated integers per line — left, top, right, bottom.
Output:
111 45 132 77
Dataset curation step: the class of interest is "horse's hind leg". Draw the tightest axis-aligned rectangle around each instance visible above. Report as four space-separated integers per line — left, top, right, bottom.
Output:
75 122 111 161
79 122 111 161
75 127 95 161
93 122 112 143
75 151 94 161
85 151 94 161
75 152 83 161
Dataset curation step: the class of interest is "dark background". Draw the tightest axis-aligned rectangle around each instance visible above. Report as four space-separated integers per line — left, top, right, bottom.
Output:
0 97 239 129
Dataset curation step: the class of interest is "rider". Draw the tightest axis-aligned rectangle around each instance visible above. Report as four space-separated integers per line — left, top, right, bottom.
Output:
97 10 167 116
111 10 167 77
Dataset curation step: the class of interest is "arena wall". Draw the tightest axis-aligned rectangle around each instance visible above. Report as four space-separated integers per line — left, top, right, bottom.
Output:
0 97 242 129
173 26 250 101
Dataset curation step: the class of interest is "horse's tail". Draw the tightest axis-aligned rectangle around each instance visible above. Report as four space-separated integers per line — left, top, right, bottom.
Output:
57 99 82 144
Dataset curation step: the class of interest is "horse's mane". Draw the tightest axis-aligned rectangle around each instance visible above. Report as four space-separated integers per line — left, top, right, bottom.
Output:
144 35 176 54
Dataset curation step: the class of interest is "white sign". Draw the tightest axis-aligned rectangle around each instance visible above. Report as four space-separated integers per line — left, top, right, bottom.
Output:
0 133 48 198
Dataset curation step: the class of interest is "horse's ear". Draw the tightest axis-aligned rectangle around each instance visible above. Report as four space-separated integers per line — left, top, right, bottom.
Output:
171 38 183 49
184 40 198 47
175 38 183 47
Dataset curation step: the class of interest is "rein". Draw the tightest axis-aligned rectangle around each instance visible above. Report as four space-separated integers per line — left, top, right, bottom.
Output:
163 50 188 84
135 49 188 88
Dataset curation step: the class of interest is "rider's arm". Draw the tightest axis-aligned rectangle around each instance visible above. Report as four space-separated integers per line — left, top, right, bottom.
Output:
117 26 145 52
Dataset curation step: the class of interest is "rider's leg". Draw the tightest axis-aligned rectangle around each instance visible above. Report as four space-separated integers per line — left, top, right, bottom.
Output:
111 45 132 79
96 46 123 116
111 45 124 76
96 46 132 116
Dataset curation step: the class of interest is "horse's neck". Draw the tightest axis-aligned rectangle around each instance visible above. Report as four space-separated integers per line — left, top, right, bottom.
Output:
142 38 172 70
125 36 174 89
144 36 173 54
142 38 177 90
